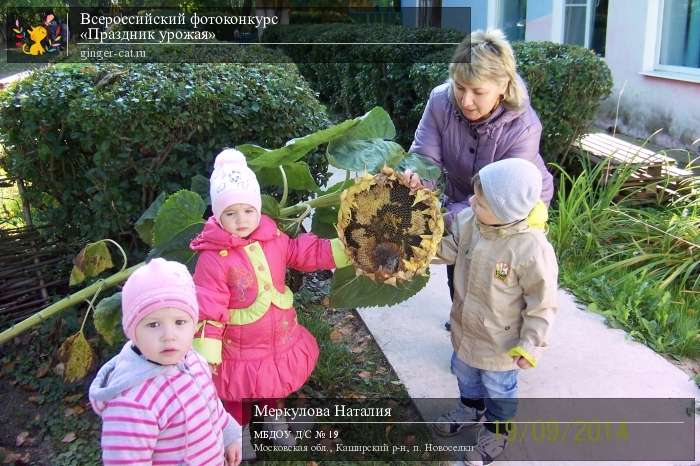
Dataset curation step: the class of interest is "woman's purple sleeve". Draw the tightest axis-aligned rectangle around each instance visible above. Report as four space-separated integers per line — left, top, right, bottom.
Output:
409 90 443 168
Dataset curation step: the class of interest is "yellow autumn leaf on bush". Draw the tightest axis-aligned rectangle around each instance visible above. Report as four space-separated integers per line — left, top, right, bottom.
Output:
57 332 95 383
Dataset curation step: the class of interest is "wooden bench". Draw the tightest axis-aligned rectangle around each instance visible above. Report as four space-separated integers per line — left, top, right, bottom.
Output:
574 132 695 202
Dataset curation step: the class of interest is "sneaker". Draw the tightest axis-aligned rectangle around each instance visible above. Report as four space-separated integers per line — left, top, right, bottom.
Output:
463 425 508 465
263 415 297 447
432 402 484 436
241 425 257 461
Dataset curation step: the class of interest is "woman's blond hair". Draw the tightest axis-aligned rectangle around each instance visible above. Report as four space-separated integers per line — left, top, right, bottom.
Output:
448 29 524 111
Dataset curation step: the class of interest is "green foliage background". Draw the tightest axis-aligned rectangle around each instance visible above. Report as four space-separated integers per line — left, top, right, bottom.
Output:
0 56 330 249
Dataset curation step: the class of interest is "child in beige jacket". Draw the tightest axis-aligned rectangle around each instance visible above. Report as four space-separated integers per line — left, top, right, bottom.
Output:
433 158 559 466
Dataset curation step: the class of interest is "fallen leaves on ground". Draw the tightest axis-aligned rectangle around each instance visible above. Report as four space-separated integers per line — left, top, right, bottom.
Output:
35 363 50 379
329 329 343 343
64 393 83 403
1 449 30 464
64 405 86 417
15 432 30 447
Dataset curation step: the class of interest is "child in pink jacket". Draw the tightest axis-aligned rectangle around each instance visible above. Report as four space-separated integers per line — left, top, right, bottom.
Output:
190 149 350 458
89 258 242 466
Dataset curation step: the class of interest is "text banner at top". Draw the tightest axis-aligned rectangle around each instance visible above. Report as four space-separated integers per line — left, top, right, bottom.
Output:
5 6 471 64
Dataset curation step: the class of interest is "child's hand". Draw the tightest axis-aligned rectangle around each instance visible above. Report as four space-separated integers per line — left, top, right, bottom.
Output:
513 356 532 369
225 441 242 466
209 363 219 375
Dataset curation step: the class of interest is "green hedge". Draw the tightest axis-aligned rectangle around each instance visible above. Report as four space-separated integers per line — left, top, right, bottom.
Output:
265 24 613 164
0 50 329 249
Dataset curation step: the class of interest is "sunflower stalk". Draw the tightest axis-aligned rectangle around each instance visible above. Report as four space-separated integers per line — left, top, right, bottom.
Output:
279 190 343 217
279 165 289 209
0 264 143 345
0 190 345 345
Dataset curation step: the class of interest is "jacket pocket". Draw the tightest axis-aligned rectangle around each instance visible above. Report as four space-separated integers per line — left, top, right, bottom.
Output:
481 314 519 349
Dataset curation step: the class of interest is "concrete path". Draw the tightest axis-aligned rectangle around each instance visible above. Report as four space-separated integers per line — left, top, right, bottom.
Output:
358 264 700 465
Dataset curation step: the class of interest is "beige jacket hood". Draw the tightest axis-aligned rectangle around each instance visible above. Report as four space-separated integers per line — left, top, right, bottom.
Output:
436 207 558 371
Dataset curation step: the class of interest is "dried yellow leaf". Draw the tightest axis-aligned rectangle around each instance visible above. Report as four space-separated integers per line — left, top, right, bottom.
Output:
57 332 95 384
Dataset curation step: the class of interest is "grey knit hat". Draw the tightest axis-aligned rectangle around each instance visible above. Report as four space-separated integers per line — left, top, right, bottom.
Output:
478 158 542 223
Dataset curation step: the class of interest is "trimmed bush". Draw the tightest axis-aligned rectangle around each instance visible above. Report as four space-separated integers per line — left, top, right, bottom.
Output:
265 25 613 164
0 51 329 249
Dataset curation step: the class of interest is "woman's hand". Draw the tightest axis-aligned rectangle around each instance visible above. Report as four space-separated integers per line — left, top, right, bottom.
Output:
403 169 423 190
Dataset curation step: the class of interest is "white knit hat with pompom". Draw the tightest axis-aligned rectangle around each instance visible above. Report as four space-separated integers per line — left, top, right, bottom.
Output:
209 148 261 222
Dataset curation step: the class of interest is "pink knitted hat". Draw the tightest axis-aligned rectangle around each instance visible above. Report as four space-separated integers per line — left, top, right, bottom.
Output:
210 148 261 223
121 258 199 340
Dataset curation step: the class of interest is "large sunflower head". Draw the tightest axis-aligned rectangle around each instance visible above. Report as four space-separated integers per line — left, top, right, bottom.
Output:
337 166 444 285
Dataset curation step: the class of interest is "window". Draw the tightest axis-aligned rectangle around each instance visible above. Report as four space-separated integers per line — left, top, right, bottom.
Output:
418 0 442 28
564 0 589 46
562 0 607 55
496 0 527 42
658 0 700 70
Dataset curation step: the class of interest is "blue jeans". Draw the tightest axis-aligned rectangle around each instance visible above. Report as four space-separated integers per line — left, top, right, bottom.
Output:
451 352 518 422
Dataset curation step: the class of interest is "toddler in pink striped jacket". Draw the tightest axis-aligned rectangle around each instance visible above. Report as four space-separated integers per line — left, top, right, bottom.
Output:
89 258 242 466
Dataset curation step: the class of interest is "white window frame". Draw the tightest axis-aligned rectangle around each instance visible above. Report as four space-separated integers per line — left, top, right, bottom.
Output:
646 0 700 78
552 0 564 42
487 0 498 29
416 0 425 27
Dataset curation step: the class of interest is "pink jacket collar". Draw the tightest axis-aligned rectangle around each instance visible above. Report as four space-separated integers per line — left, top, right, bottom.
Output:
190 214 278 252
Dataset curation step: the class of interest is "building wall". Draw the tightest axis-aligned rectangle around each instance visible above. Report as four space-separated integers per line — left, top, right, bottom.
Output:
401 0 700 150
455 0 489 30
599 0 700 149
508 0 700 150
525 0 555 41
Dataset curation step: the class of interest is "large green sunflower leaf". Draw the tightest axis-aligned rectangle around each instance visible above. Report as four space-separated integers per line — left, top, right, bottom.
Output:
398 152 443 182
239 118 357 168
310 179 355 239
135 192 167 246
153 190 206 247
327 139 405 172
258 162 319 191
329 266 429 308
93 292 124 346
148 222 203 273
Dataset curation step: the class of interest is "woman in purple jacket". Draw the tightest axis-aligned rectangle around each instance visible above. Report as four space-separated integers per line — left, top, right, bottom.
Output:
408 29 554 310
